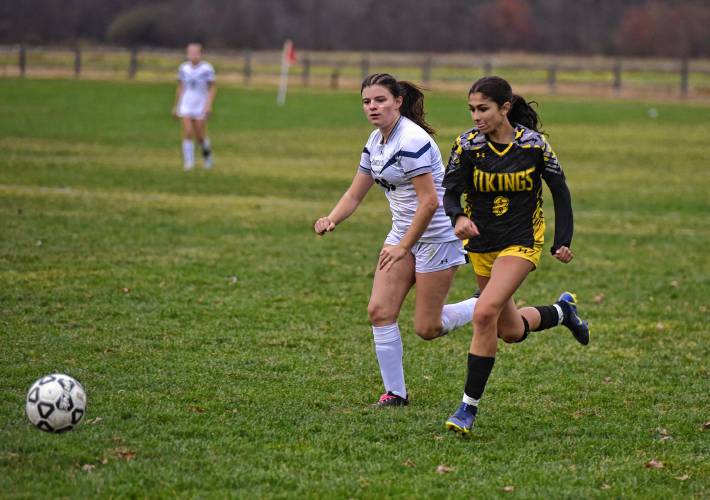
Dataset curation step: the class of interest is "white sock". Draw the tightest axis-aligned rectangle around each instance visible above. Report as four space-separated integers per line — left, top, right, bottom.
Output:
372 323 406 398
553 303 564 325
462 393 480 406
441 296 478 335
182 139 194 167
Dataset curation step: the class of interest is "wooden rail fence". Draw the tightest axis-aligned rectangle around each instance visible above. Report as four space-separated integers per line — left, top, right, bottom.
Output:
2 45 708 99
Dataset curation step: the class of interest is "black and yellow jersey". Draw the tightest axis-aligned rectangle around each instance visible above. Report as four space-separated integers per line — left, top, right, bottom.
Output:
442 124 573 254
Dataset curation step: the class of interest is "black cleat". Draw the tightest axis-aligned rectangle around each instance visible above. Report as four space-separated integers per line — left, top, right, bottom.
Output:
372 391 409 407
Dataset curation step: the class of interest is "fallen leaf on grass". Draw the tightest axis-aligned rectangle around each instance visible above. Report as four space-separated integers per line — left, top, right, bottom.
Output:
603 377 612 384
36 240 43 247
593 293 605 304
115 448 136 461
572 408 598 418
121 287 131 294
189 405 206 414
436 464 454 474
600 484 611 490
655 322 665 331
670 280 679 288
502 485 514 492
85 417 103 425
228 276 239 284
656 427 670 436
433 435 444 441
660 436 673 442
702 421 710 430
675 474 690 481
81 464 95 472
402 459 416 468
100 458 108 465
645 459 664 469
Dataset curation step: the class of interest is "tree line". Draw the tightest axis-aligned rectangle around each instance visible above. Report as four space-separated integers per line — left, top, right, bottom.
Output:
2 0 709 57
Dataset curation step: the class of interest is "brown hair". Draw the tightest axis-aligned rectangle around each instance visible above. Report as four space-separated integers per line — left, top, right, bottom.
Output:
361 73 435 135
469 76 541 132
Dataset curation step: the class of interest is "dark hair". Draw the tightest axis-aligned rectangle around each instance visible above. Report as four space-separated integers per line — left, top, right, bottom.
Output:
361 73 435 135
469 76 541 132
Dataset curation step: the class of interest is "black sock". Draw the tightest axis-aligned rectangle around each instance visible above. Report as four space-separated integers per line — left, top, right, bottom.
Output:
201 142 211 158
533 305 560 331
464 353 496 400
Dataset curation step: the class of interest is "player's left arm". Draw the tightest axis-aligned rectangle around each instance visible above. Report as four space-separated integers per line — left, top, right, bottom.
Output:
541 139 574 263
205 64 217 115
206 82 216 115
378 173 438 271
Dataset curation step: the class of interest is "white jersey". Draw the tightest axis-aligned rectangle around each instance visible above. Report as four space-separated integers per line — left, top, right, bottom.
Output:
358 116 457 243
177 61 215 118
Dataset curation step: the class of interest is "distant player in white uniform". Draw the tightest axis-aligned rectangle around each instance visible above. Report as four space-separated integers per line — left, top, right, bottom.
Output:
314 73 478 407
172 43 216 170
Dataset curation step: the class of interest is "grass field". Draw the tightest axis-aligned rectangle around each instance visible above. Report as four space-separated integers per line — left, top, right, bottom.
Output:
1 79 709 498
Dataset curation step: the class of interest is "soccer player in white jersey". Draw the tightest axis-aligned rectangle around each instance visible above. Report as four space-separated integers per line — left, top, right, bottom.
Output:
314 73 478 407
172 43 216 170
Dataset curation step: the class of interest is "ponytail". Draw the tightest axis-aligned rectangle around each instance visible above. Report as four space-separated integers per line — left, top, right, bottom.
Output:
469 76 542 133
509 94 541 132
397 81 436 135
361 73 436 135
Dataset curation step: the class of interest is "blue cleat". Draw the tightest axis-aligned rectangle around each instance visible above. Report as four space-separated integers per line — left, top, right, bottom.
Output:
445 402 478 435
557 292 590 345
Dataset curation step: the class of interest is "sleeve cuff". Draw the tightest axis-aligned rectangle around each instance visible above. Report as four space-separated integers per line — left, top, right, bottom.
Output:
447 208 465 227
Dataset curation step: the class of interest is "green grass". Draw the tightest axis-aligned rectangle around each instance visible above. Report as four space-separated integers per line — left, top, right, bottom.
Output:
1 79 709 498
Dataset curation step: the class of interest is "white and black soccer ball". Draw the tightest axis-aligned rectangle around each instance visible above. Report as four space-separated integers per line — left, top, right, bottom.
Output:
25 374 87 433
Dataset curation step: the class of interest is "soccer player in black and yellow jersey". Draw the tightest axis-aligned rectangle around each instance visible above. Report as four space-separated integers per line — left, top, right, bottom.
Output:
442 76 589 435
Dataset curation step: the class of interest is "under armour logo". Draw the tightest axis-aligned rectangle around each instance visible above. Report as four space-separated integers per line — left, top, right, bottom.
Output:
476 152 485 158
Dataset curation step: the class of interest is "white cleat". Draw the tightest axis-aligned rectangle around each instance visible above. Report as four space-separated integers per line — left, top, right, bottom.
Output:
183 162 195 171
203 157 213 170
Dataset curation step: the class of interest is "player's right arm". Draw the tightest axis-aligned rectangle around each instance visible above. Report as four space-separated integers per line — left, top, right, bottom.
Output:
172 82 183 117
314 172 374 235
443 135 479 240
173 66 185 117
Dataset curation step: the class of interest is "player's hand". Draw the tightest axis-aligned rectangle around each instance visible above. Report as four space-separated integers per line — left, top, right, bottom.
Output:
314 217 336 235
171 106 178 118
204 104 213 116
378 245 408 272
554 246 574 263
454 215 479 240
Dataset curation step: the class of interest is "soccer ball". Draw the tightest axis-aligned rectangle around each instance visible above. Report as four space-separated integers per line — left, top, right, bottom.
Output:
25 374 87 433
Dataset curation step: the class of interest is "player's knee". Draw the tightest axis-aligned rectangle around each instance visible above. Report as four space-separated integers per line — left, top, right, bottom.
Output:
414 322 440 341
498 329 519 343
367 302 396 326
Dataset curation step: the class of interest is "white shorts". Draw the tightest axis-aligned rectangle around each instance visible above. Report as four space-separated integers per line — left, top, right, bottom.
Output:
384 234 466 273
178 96 208 119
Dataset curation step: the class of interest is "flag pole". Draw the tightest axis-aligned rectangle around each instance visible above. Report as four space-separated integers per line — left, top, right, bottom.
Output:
277 39 295 106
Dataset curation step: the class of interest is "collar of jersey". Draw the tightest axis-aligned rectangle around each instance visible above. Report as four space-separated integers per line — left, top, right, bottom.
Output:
379 116 404 145
486 126 525 157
